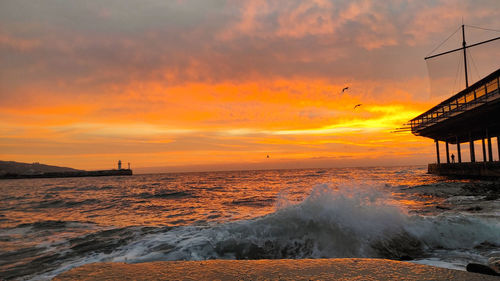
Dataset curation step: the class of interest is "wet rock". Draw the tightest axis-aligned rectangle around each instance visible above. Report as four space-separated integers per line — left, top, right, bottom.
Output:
399 255 413 261
484 194 499 201
466 263 500 276
474 241 499 250
371 232 424 260
215 239 314 260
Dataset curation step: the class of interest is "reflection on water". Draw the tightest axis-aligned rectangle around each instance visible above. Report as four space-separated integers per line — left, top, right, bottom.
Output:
0 167 437 228
0 166 499 280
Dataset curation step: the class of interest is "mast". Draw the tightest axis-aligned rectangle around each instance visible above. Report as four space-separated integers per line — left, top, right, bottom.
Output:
462 24 469 88
424 25 500 90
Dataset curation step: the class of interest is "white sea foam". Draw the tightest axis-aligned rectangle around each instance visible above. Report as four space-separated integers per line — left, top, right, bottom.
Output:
88 183 496 263
30 182 500 279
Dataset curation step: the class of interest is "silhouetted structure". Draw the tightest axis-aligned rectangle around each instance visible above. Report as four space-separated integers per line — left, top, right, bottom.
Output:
0 160 133 180
409 68 500 177
1 169 132 179
407 25 500 177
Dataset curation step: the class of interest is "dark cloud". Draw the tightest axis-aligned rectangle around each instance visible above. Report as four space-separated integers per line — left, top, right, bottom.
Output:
1 0 499 100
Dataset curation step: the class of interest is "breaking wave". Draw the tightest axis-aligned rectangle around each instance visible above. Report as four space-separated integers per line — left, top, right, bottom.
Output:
116 184 498 263
3 183 499 280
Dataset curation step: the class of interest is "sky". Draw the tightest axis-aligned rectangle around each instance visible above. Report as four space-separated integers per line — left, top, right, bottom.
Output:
1 0 500 173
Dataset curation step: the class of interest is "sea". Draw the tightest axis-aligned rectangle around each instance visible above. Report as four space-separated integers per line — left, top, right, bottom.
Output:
0 166 499 280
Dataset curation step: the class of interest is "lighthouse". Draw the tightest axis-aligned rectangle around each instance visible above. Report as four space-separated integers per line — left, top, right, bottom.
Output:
118 160 122 170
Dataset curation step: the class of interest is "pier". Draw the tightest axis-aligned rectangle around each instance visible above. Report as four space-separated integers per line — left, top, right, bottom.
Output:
0 169 133 179
406 24 500 178
409 67 500 177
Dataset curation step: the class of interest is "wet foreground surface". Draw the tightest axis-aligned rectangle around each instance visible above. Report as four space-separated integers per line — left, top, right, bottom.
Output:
54 258 499 281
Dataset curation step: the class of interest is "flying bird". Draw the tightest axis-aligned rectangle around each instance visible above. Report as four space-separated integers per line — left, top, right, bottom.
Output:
353 104 362 110
341 86 349 93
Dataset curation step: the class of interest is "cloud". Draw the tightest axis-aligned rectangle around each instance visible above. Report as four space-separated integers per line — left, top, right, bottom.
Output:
1 0 499 170
2 0 498 97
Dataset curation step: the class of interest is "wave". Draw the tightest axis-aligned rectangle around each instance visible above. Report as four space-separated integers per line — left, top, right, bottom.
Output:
228 196 275 207
4 183 499 280
15 220 70 229
111 184 499 263
35 198 101 209
76 185 115 191
137 190 194 199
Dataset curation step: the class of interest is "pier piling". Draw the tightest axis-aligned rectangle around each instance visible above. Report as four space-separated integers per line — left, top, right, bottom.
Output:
497 136 500 160
445 141 450 163
435 140 440 164
487 137 493 162
469 136 475 163
482 139 487 162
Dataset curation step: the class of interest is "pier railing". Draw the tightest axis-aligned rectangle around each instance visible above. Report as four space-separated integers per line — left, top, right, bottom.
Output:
410 68 500 135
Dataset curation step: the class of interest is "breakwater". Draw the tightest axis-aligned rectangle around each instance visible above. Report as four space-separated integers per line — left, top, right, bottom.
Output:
428 162 500 178
0 169 132 179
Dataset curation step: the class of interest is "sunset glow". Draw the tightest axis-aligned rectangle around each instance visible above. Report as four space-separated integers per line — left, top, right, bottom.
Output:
1 0 499 172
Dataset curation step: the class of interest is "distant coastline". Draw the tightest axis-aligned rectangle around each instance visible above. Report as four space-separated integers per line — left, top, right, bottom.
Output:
0 160 132 179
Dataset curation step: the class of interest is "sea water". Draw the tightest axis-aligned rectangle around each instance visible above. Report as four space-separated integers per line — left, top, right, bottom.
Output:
0 166 499 280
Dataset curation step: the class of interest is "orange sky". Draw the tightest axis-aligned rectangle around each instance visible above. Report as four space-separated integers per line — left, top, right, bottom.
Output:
1 0 499 172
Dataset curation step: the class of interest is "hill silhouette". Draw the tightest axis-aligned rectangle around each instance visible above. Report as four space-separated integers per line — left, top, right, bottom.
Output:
0 161 81 176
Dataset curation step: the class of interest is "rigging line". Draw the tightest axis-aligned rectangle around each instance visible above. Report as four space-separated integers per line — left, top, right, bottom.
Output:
467 48 481 82
452 52 463 94
426 26 461 57
465 25 500 33
425 36 500 60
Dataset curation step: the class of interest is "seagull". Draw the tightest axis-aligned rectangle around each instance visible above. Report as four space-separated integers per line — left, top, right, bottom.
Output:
341 86 349 93
353 104 362 110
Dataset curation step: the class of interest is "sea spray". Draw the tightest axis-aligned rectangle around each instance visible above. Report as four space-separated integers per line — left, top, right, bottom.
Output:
406 214 500 249
110 183 420 261
113 182 499 263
